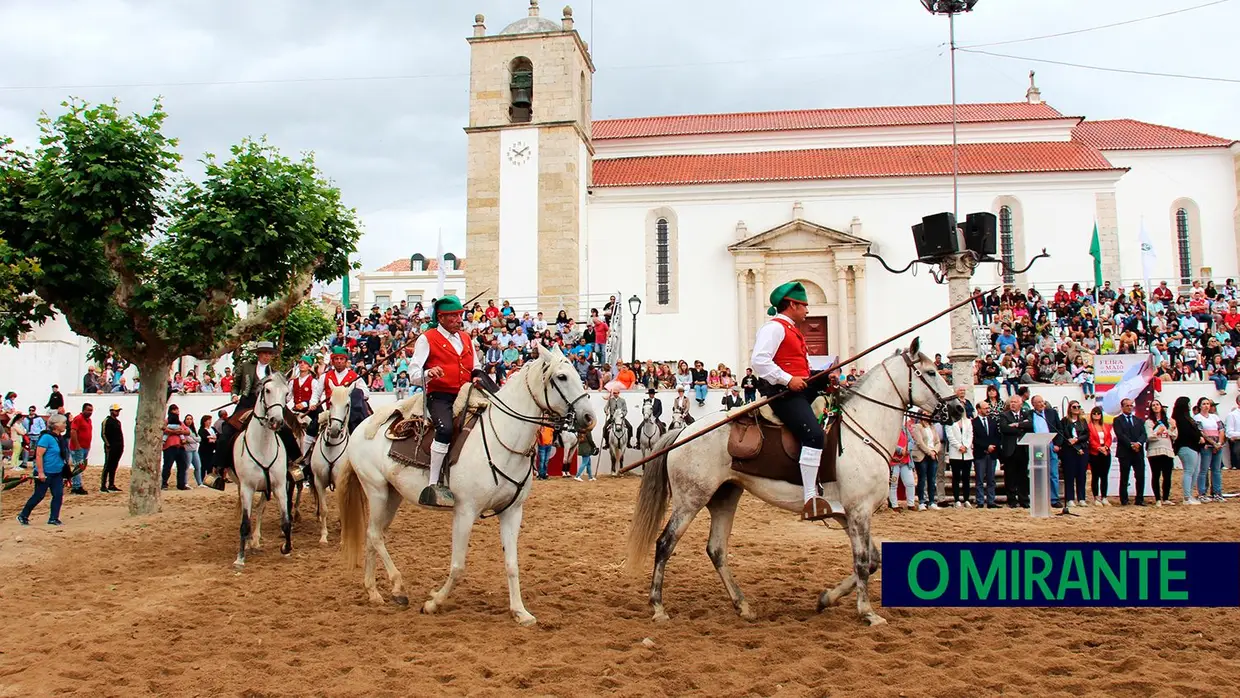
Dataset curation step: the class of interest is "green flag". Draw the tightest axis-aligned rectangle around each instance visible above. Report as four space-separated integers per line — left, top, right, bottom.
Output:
341 272 350 311
1088 223 1103 290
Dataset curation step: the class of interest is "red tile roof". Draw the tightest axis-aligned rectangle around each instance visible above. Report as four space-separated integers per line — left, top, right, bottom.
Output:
592 142 1120 187
375 257 465 272
1072 119 1234 150
593 102 1067 140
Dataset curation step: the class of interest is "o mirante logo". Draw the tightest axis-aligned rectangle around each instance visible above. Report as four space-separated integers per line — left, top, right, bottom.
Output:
882 543 1240 607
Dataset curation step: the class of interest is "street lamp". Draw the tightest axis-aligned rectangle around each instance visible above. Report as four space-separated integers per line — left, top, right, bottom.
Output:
628 295 642 361
920 0 979 223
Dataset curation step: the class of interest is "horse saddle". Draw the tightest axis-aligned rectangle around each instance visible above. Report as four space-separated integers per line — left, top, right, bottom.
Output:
387 409 483 471
727 410 841 487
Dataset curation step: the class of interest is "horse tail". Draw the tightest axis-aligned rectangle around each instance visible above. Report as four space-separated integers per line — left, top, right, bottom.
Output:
337 457 368 569
624 429 680 576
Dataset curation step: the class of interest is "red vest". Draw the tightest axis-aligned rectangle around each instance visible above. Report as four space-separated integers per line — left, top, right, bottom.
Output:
771 316 810 379
291 374 316 406
425 329 475 395
323 369 360 405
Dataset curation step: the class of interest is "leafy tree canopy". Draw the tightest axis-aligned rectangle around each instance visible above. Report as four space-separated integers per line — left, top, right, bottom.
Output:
237 299 337 369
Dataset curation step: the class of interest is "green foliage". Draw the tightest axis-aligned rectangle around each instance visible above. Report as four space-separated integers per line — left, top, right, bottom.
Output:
0 99 361 363
237 300 337 369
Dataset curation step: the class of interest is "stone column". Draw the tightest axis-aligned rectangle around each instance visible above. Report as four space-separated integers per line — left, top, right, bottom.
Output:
736 270 750 369
853 263 868 363
945 255 978 390
835 264 851 358
753 268 766 334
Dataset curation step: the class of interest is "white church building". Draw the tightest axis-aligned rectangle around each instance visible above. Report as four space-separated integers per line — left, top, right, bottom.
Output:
451 1 1238 370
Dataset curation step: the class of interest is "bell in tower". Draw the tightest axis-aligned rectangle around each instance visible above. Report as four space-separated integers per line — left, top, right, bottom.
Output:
509 58 534 123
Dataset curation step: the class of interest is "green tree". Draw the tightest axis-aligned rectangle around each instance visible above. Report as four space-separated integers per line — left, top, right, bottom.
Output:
236 299 337 369
0 100 360 515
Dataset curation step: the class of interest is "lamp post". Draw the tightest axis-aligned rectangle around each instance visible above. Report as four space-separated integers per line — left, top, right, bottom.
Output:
628 295 641 362
920 0 978 223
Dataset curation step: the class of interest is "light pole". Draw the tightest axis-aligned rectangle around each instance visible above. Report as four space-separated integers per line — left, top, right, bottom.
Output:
920 0 978 223
628 295 641 362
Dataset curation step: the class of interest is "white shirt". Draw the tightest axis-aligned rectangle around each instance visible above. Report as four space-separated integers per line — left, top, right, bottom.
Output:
256 361 270 379
750 315 804 386
288 372 324 409
329 368 369 397
1224 407 1240 439
407 326 482 385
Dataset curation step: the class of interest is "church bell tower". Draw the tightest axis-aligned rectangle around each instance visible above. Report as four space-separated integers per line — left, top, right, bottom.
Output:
465 1 594 311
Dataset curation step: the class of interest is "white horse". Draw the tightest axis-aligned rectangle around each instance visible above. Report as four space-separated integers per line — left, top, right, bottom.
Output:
669 406 688 431
625 338 960 626
636 402 660 457
305 385 351 544
337 346 596 625
604 395 630 475
233 371 294 570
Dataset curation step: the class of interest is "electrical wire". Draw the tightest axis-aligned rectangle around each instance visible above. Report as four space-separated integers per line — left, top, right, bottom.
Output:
959 48 1240 84
959 0 1233 49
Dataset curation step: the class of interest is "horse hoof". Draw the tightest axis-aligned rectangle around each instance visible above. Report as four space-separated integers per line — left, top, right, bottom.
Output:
738 605 757 622
319 537 329 545
864 613 888 627
817 591 840 612
392 595 409 607
514 611 537 627
422 600 439 615
368 593 384 605
281 545 292 556
233 560 245 571
652 610 670 623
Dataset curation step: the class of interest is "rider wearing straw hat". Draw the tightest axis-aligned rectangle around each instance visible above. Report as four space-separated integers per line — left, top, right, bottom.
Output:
750 282 838 521
406 295 493 509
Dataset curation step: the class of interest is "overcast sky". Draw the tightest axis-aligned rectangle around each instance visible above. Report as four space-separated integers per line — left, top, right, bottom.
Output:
2 0 1236 272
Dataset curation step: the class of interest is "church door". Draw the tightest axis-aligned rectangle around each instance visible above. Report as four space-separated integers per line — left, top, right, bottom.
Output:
802 316 829 356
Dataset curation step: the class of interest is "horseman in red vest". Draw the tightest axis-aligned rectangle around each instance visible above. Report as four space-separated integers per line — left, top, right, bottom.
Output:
750 282 838 521
322 346 369 434
408 295 494 509
286 354 323 483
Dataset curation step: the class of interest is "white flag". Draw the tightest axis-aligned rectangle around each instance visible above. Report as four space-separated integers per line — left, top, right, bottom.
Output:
1139 217 1157 286
435 228 446 299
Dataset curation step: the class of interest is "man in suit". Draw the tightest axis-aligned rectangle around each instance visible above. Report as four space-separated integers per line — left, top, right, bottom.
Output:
1029 395 1063 507
972 400 1001 508
1113 397 1148 505
208 341 302 490
643 388 665 435
998 395 1034 508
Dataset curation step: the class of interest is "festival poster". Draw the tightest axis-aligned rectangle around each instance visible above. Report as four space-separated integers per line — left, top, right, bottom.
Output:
1094 353 1155 420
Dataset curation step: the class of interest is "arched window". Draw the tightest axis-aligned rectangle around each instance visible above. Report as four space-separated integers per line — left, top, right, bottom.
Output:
409 253 426 272
999 206 1015 284
509 57 533 124
1176 208 1191 285
645 207 679 313
656 218 670 305
443 252 458 271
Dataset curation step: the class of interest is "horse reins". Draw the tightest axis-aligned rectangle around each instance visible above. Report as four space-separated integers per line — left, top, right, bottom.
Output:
242 375 289 501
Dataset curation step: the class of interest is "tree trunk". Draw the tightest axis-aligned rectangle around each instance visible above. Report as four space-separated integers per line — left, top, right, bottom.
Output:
129 357 172 516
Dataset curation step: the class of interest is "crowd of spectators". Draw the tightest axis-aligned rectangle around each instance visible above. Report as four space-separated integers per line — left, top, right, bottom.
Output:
970 278 1240 396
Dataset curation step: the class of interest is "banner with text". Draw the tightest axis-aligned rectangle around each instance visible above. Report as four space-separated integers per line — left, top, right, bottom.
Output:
1094 353 1155 419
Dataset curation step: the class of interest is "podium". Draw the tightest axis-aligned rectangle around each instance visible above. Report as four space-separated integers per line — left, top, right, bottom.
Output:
1019 433 1056 518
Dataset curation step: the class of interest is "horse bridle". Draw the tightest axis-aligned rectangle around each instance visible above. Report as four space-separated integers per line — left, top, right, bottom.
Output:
317 400 351 491
243 374 289 501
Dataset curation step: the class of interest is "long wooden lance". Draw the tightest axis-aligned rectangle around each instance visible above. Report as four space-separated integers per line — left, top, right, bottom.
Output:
613 287 996 475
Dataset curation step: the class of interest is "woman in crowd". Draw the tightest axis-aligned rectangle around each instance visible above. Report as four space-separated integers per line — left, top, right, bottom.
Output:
1058 400 1089 507
199 414 217 488
718 367 736 390
572 426 598 482
1194 397 1225 502
909 411 940 511
945 408 973 507
1209 355 1229 394
161 404 191 491
983 384 1003 413
16 414 69 526
1087 406 1113 506
1144 399 1176 506
889 417 917 511
707 369 722 389
1172 396 1204 505
673 361 692 391
182 414 203 488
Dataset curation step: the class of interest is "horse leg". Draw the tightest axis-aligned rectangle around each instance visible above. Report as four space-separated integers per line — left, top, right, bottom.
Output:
846 513 885 626
705 483 755 621
497 502 535 626
650 498 705 623
250 492 265 551
277 477 293 557
314 469 330 545
234 484 255 570
371 485 408 605
423 504 477 615
292 480 303 523
360 482 389 605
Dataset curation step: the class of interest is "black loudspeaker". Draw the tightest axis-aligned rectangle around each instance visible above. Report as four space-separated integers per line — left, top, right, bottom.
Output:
962 212 997 257
913 212 958 259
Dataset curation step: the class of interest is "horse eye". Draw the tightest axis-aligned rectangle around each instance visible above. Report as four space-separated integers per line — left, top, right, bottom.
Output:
557 374 568 381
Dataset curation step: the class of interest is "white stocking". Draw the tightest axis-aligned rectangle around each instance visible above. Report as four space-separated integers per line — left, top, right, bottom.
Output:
301 434 316 456
799 446 823 503
429 439 450 486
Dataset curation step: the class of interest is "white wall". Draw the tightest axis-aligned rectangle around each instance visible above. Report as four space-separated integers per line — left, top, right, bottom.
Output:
587 171 1109 370
1106 148 1238 282
499 127 540 302
353 271 466 310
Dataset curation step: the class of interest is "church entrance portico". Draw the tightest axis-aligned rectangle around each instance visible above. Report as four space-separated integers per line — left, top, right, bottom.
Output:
729 208 870 370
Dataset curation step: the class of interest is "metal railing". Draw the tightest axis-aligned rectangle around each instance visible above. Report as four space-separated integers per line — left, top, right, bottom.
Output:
605 290 624 365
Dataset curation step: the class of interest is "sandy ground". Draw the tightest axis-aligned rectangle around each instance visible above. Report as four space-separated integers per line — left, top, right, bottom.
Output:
1 468 1239 697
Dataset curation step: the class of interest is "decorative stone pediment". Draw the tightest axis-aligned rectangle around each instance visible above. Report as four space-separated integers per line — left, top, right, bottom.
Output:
727 219 871 254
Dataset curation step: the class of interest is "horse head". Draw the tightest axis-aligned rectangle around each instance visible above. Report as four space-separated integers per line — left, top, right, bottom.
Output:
887 336 962 423
641 401 653 420
530 345 596 432
257 371 290 431
326 385 352 440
